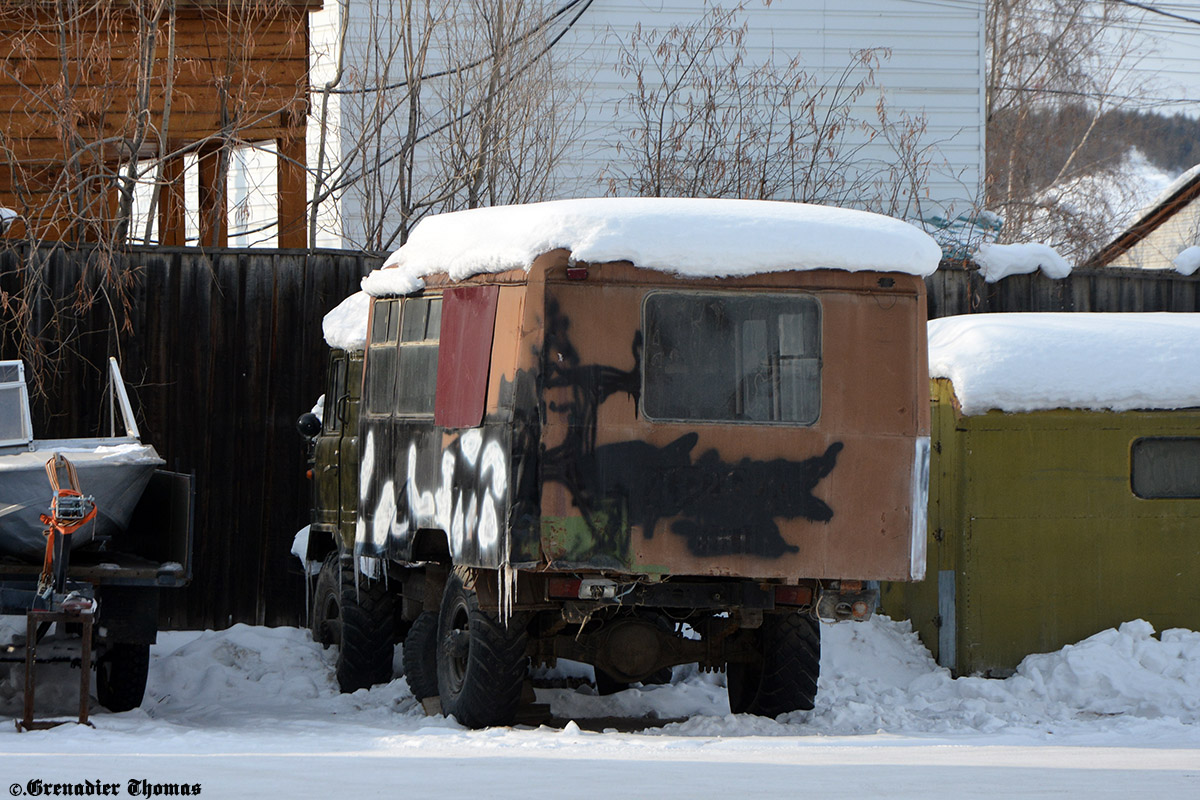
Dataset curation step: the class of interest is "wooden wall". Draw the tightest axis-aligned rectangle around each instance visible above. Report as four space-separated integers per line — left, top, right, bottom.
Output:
2 248 1198 630
0 1 316 246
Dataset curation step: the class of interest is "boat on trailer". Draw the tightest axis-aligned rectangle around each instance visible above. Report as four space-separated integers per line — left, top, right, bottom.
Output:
0 358 163 562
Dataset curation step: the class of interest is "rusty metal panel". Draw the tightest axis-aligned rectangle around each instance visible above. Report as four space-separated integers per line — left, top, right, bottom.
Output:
537 263 928 581
435 286 500 429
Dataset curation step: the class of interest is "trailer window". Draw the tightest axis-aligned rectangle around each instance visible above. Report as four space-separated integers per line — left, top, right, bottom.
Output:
643 292 820 425
396 297 441 416
365 300 400 415
1131 437 1200 499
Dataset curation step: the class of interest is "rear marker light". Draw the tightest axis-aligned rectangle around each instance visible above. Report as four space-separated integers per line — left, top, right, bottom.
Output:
547 577 582 598
774 585 813 607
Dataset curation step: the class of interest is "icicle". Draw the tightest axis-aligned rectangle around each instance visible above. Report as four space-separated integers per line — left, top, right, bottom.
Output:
499 532 518 626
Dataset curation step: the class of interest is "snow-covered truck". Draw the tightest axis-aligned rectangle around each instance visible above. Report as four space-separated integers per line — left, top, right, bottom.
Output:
298 198 937 727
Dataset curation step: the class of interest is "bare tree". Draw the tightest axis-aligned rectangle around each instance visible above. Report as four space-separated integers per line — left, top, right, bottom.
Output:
601 1 936 219
0 0 311 393
307 0 587 252
986 0 1148 260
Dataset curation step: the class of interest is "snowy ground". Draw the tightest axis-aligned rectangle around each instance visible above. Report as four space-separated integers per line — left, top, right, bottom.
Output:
1 616 1198 797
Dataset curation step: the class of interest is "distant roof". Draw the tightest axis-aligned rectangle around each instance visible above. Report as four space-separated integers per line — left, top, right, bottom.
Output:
929 313 1200 415
362 197 942 297
1085 165 1200 268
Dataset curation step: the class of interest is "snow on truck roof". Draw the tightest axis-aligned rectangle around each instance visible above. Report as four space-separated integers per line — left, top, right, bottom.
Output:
360 197 943 298
929 313 1200 416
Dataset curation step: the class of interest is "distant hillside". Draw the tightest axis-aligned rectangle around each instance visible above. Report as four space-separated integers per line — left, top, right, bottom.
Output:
1100 109 1200 175
990 106 1200 192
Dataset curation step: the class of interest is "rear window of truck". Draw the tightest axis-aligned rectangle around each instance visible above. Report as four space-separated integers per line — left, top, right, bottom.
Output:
642 292 821 425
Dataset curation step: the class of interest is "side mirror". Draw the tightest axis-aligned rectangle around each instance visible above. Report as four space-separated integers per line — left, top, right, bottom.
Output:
296 412 322 438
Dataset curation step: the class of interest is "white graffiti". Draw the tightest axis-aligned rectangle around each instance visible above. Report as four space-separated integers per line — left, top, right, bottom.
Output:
372 479 396 548
359 431 375 502
458 428 482 466
406 442 436 520
359 430 511 563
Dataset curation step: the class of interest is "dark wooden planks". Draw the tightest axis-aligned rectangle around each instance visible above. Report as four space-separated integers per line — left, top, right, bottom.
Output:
0 242 374 629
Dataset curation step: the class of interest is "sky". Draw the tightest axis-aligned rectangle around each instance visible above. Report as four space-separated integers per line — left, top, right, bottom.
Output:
1122 1 1200 118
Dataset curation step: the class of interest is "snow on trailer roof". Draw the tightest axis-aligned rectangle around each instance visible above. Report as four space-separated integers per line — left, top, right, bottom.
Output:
361 197 943 298
929 313 1200 416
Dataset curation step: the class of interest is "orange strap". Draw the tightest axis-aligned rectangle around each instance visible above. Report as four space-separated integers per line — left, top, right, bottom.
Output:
37 456 97 596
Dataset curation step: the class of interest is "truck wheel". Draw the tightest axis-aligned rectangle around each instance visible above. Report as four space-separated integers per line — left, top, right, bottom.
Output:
402 611 439 700
95 642 150 712
335 559 397 692
311 552 343 648
726 612 820 717
436 568 527 728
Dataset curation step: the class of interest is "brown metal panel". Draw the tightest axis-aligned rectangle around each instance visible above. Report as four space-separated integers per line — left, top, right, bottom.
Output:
537 263 926 581
435 285 501 429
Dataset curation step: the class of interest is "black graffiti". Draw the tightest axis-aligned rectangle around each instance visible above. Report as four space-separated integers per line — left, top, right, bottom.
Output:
537 296 843 559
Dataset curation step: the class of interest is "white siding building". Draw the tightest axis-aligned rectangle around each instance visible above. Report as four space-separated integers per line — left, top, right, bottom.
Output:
307 0 985 253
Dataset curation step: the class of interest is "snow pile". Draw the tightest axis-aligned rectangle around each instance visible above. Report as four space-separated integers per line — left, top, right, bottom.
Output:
1174 245 1200 276
363 198 943 297
928 312 1200 415
0 207 16 233
973 242 1071 283
1016 620 1200 720
146 625 420 725
5 612 1200 776
322 290 370 350
131 615 1200 736
657 617 1200 738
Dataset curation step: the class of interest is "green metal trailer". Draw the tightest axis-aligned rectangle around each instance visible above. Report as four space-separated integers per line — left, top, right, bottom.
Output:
882 313 1200 676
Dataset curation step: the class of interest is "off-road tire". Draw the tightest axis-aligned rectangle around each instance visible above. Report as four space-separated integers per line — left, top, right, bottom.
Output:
311 552 342 648
726 612 820 717
335 559 397 693
95 642 150 712
402 611 439 700
436 568 528 728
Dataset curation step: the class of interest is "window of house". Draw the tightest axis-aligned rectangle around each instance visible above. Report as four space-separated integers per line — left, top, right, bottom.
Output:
643 292 821 425
1131 437 1200 499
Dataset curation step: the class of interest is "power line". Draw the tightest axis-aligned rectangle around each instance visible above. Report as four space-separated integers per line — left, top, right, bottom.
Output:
321 0 589 96
1112 0 1200 26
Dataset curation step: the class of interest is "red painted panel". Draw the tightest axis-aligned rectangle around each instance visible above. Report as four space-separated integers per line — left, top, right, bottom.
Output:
435 285 501 428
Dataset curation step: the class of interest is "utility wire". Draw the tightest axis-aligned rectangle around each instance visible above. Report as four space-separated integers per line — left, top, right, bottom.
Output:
321 0 588 96
1112 0 1200 26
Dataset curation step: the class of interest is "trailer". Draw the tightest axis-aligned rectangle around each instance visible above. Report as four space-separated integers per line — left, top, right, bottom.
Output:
0 359 193 726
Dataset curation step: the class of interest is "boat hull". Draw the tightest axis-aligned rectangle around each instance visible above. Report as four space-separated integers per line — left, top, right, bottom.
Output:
0 441 164 562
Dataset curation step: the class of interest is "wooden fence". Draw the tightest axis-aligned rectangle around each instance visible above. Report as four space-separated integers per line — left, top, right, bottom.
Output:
0 243 375 628
928 262 1200 317
2 245 1198 629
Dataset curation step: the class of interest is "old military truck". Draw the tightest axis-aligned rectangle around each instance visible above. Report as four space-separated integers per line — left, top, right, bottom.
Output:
300 198 937 728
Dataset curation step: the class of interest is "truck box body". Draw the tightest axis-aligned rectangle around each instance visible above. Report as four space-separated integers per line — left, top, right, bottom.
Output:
356 251 929 582
304 198 940 725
